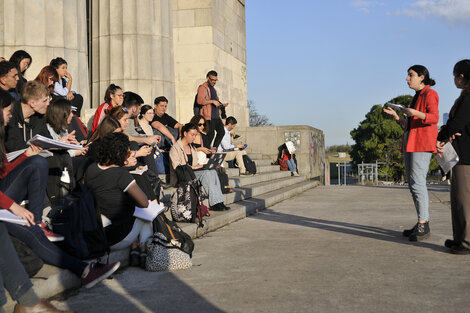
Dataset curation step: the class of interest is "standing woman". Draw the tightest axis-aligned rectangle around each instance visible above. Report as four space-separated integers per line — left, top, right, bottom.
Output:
437 60 470 254
384 65 439 241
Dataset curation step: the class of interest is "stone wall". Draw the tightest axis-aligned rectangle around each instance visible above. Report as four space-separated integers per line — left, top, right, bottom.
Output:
234 125 327 181
173 0 248 126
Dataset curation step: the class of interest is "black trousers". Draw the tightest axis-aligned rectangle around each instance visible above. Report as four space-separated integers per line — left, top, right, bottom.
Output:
207 118 225 149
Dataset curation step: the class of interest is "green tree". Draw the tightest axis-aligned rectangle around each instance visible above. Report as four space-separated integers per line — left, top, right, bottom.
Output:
327 144 352 154
350 95 412 181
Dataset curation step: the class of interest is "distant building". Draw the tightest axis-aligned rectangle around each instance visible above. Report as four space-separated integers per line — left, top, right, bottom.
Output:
443 113 449 125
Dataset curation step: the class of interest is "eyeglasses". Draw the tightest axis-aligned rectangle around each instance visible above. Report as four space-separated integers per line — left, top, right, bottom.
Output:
122 107 128 113
198 123 205 127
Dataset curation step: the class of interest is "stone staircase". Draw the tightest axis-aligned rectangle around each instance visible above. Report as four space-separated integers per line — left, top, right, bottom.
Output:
4 153 319 311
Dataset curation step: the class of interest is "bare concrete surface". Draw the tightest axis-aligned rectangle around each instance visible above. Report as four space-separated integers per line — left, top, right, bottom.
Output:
50 184 470 313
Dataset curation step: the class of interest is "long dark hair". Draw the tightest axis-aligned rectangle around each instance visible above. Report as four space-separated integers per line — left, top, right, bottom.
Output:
0 90 14 169
9 50 32 75
88 116 121 143
408 65 436 86
46 98 72 135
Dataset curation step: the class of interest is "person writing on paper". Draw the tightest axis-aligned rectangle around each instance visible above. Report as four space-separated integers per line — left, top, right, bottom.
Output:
436 60 470 254
85 132 152 268
169 123 229 211
0 89 120 288
383 65 439 241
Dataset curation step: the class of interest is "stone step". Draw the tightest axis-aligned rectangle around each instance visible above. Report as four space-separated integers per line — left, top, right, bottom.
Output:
4 179 320 311
227 164 280 177
228 170 292 187
253 159 273 166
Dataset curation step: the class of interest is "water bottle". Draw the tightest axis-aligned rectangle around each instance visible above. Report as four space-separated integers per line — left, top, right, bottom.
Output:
60 167 71 197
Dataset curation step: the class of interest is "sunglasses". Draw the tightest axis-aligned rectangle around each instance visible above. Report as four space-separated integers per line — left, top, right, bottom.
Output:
198 123 205 126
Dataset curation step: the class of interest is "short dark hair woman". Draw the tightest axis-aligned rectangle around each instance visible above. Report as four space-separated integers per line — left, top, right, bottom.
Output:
85 132 151 267
437 59 470 254
383 65 439 241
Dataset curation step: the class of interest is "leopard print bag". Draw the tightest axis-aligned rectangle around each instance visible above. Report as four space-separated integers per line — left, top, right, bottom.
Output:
145 232 192 272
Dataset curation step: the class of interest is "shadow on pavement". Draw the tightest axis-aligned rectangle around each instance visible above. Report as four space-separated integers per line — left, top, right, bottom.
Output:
250 209 447 252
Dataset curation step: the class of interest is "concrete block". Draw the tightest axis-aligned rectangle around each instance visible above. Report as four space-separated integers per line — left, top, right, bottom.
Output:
173 9 195 28
177 0 212 10
195 8 212 27
174 26 213 45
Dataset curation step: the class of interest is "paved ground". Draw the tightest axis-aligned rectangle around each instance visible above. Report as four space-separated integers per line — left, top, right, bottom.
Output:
51 184 470 313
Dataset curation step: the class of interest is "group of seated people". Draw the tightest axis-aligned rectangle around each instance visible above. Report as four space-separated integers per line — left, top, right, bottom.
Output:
0 52 254 311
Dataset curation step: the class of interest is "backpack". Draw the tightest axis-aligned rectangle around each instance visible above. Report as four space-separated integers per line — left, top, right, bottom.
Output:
216 167 231 194
152 213 194 257
275 158 289 171
193 94 201 116
242 155 257 174
46 151 75 205
49 183 109 260
170 165 209 226
11 236 44 277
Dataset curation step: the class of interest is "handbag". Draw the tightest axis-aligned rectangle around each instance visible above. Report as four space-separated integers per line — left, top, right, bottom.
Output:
145 232 192 272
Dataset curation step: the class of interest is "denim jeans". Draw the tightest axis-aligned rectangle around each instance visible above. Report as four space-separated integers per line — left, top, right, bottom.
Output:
194 169 225 206
403 131 432 221
153 127 179 151
0 222 34 307
286 159 297 172
0 155 48 223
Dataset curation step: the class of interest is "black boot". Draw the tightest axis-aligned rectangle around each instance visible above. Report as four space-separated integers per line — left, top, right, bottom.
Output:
402 223 418 237
409 222 430 242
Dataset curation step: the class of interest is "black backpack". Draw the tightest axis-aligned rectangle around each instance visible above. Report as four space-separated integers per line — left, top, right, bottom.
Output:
11 236 44 277
153 213 194 257
193 94 201 116
216 167 231 194
242 155 257 174
49 183 109 260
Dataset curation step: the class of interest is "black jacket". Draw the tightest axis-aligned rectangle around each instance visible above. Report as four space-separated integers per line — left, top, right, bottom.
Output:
5 101 50 152
437 92 470 164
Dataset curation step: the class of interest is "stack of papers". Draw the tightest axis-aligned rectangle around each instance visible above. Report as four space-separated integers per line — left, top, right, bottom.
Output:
134 202 166 222
386 103 406 112
7 149 53 162
436 142 459 174
0 210 27 226
27 134 82 150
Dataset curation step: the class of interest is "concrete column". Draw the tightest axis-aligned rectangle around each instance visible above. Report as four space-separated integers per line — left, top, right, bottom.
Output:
0 0 90 111
91 0 176 115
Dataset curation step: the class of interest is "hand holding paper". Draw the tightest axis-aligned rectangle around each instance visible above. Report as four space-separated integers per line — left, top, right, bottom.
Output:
134 201 165 222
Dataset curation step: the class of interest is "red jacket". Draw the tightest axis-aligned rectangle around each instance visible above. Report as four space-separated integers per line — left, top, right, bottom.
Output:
0 152 28 210
197 82 219 120
405 85 439 153
91 102 112 133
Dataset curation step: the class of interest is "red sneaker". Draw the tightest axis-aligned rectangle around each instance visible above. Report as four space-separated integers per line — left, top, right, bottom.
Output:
39 222 64 242
82 262 120 289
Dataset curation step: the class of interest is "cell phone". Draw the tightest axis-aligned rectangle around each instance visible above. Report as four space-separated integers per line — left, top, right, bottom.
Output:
151 142 156 148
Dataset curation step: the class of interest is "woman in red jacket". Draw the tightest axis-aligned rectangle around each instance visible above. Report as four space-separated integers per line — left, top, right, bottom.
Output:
384 65 439 241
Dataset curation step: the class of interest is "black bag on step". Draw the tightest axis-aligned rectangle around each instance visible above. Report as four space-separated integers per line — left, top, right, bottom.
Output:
242 155 257 174
153 213 194 257
216 167 231 194
49 183 109 260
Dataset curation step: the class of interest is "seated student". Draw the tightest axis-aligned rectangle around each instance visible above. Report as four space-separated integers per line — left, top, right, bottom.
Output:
0 222 73 313
4 80 51 152
170 123 229 211
45 98 90 184
85 132 152 268
49 57 83 117
189 114 215 164
91 84 123 133
278 141 299 177
151 96 182 149
0 61 20 101
217 116 251 175
34 65 59 94
9 50 32 94
0 89 120 289
136 105 155 136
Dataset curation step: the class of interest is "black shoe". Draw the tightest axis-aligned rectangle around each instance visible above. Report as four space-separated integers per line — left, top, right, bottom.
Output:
240 172 252 176
210 203 225 211
130 248 140 267
402 223 418 237
445 239 460 249
222 204 230 211
450 245 470 255
409 222 430 242
140 252 147 269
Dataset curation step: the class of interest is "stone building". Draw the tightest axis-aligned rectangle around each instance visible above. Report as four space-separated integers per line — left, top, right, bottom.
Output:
0 0 248 126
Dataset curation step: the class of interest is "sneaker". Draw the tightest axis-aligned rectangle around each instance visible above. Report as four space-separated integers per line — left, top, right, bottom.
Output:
409 222 430 242
292 172 300 177
39 222 64 242
82 262 120 289
402 223 418 237
450 244 470 255
210 203 225 211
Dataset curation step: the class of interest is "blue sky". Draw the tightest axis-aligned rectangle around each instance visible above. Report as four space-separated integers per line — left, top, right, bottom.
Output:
246 0 470 146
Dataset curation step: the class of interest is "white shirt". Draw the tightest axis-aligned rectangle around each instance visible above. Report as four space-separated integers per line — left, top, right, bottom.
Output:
217 127 234 152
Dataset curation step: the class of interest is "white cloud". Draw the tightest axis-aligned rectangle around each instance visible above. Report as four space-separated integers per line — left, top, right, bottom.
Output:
391 0 470 26
351 0 385 14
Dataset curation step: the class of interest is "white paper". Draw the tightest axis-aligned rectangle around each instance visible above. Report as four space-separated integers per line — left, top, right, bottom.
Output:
27 134 82 150
7 149 54 162
436 142 459 174
134 201 165 222
129 165 148 175
0 209 27 226
386 103 406 112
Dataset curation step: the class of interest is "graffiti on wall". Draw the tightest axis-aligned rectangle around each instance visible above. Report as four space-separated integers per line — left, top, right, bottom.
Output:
309 132 321 164
284 131 301 150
